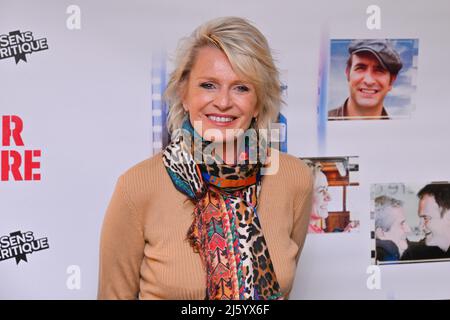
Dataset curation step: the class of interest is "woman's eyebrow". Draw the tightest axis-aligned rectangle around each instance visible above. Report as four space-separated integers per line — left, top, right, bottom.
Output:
195 76 251 84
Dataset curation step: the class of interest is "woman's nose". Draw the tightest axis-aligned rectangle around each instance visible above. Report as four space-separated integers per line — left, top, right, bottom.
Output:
214 88 232 109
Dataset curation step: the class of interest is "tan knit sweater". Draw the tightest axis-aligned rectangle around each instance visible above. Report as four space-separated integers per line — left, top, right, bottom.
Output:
97 151 313 300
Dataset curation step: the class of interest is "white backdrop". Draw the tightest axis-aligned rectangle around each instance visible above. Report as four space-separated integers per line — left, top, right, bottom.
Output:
1 0 450 299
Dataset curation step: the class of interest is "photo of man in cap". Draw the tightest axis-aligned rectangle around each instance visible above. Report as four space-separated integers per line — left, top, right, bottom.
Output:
328 39 403 120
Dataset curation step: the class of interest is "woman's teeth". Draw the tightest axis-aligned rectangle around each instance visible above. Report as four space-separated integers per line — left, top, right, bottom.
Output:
207 115 235 123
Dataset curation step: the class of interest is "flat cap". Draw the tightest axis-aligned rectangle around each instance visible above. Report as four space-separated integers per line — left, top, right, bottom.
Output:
349 39 403 74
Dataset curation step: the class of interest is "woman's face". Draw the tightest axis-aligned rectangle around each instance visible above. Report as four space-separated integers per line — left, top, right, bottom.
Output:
182 46 259 142
313 171 332 218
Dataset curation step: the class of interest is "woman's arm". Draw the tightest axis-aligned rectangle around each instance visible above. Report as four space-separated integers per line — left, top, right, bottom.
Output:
97 175 145 299
291 163 313 264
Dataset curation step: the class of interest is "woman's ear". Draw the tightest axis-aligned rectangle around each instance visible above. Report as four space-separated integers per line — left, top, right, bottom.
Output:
252 105 260 118
178 81 188 112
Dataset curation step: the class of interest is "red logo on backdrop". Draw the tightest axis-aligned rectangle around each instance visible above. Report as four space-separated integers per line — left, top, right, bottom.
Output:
1 115 41 181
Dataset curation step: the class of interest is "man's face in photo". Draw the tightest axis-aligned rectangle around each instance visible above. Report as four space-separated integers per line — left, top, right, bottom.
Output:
381 207 411 252
346 52 396 111
418 194 450 246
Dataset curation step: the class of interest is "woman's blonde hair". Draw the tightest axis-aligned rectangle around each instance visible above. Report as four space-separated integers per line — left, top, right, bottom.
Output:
164 16 283 135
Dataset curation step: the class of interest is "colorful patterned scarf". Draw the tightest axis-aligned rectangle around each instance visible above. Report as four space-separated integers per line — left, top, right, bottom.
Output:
162 119 282 300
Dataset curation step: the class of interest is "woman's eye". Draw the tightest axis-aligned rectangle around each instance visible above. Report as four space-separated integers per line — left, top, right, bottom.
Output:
200 82 215 89
236 85 250 92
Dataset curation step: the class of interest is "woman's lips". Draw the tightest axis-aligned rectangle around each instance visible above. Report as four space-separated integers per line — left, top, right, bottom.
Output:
204 114 238 127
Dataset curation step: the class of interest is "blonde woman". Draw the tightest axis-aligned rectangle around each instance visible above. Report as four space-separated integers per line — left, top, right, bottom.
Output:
98 17 313 300
305 161 332 233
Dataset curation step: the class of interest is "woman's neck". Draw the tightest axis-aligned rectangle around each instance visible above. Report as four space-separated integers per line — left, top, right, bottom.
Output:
211 139 239 165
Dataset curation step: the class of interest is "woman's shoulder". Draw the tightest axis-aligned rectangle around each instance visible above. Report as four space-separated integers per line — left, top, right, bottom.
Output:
260 150 313 200
278 151 309 170
120 151 164 179
261 151 313 210
116 152 166 199
269 150 313 187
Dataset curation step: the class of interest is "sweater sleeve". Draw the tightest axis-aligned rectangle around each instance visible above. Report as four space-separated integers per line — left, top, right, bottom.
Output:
97 175 145 300
291 162 313 264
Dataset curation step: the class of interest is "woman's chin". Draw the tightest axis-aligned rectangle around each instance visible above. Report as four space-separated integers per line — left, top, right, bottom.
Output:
318 211 329 219
203 127 244 142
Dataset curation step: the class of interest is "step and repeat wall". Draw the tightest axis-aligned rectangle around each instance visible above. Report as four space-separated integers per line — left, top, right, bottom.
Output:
1 0 450 299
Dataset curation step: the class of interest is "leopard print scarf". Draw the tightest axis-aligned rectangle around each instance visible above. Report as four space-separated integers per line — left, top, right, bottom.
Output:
162 119 282 300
